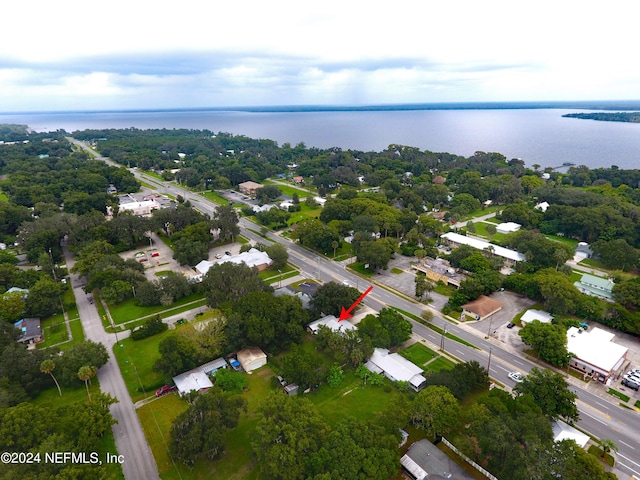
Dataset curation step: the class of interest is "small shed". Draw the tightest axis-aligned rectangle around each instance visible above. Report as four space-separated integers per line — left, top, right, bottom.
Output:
237 347 267 372
284 383 299 396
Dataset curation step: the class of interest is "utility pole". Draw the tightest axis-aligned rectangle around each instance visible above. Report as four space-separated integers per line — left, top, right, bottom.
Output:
487 346 493 373
440 325 447 351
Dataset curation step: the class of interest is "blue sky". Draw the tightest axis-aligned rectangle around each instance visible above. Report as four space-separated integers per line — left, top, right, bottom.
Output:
1 0 638 112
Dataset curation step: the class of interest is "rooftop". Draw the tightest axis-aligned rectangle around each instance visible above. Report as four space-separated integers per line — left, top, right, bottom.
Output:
401 439 476 480
567 327 627 373
441 232 526 262
461 295 503 317
520 309 553 324
307 315 357 334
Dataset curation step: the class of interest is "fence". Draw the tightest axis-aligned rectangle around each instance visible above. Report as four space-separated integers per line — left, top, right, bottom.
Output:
440 437 499 480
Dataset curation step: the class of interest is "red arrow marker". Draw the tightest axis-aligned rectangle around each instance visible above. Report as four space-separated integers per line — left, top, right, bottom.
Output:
338 285 373 322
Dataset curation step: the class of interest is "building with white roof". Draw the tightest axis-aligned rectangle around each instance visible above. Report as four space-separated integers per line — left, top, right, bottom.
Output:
307 315 357 334
552 420 590 448
440 232 526 266
567 327 627 382
496 222 521 234
520 309 553 324
172 358 228 397
365 348 426 392
535 201 550 212
195 248 273 277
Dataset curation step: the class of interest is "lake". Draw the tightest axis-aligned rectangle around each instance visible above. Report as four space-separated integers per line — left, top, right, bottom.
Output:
1 107 639 170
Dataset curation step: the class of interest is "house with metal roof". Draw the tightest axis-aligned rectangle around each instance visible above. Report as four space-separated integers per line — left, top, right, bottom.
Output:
365 348 426 392
307 314 357 335
573 273 614 301
440 232 526 266
172 358 228 397
401 439 476 480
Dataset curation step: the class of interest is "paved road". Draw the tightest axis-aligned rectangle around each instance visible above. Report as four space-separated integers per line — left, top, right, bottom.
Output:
69 138 640 479
64 246 161 480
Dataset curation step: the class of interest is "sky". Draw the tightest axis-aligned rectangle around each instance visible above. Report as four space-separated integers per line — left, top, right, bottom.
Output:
1 0 638 112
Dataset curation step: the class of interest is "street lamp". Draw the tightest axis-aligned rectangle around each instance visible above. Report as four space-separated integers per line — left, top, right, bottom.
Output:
487 346 493 373
278 269 282 288
486 316 494 339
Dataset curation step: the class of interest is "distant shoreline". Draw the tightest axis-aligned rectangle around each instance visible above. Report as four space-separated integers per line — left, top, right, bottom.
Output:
562 112 640 123
3 100 640 116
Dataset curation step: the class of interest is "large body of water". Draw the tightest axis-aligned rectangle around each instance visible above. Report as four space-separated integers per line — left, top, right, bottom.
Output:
1 107 639 170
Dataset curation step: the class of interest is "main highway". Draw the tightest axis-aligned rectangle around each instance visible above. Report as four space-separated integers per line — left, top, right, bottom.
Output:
69 138 640 479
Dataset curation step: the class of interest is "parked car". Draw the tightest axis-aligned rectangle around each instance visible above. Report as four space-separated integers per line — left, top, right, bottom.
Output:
215 253 222 259
622 378 640 391
508 372 524 383
151 252 160 257
225 251 232 256
624 373 640 383
506 322 515 329
156 385 176 397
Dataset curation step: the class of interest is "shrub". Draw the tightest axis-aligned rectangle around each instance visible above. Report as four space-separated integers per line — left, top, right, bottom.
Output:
131 316 168 341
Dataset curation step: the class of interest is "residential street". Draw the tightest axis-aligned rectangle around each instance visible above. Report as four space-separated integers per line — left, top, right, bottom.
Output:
63 245 161 480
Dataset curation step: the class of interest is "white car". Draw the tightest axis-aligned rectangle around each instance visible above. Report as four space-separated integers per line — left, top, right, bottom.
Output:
508 372 524 383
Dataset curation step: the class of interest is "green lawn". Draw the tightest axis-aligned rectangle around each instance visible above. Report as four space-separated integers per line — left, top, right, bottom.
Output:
471 222 508 243
286 202 323 226
425 356 456 372
262 180 311 198
112 331 172 402
545 234 579 248
348 261 375 277
106 292 207 324
201 190 230 205
258 264 297 280
399 343 439 365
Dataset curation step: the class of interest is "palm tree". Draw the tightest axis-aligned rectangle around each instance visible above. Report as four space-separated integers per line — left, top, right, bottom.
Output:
40 359 62 396
331 240 339 258
600 439 618 459
78 365 97 403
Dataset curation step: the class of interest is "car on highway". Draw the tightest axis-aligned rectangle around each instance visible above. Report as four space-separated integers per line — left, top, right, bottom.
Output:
155 385 176 397
508 372 524 383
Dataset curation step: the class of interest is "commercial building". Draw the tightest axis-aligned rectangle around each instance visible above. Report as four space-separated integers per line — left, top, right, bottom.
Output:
412 257 465 288
566 327 627 382
238 181 263 196
440 232 526 267
461 295 503 321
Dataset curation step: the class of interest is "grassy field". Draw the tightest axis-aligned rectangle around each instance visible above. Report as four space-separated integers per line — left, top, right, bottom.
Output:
112 330 172 402
399 342 439 365
348 261 375 277
201 190 230 205
257 264 297 280
262 180 311 198
138 363 407 480
471 222 509 242
286 202 323 225
106 292 207 324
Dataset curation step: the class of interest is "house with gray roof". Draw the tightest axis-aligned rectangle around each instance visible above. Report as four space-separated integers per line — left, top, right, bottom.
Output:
401 439 476 480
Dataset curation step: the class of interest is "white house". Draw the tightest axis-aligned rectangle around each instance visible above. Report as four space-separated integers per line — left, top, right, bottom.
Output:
218 248 272 271
173 358 228 397
496 222 521 234
535 201 550 212
365 348 426 392
307 315 357 335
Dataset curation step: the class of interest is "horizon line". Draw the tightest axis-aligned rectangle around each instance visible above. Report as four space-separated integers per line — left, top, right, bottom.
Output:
2 99 640 116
